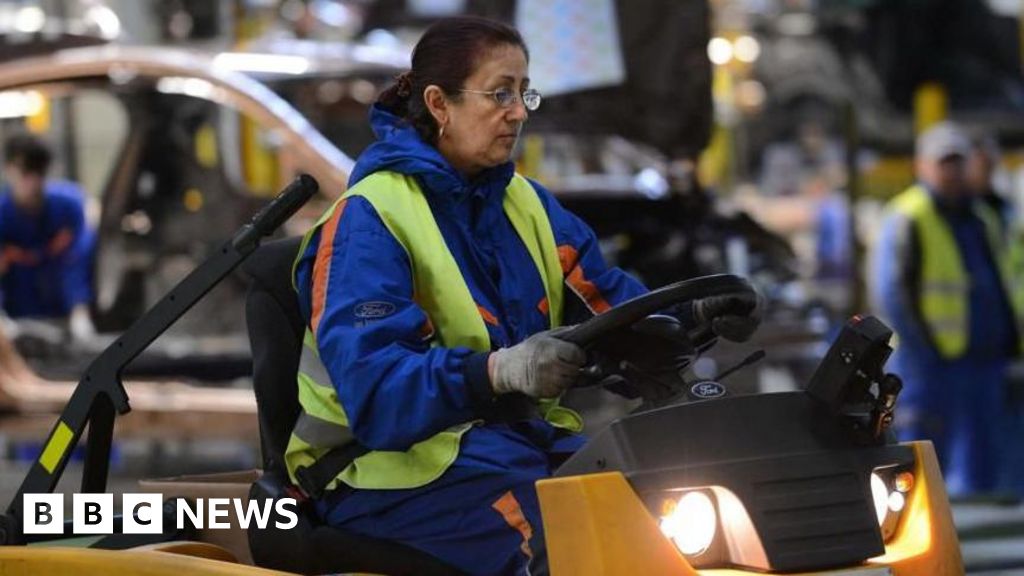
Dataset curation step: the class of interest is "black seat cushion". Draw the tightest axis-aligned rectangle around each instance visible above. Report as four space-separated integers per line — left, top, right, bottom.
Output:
248 470 463 576
243 238 465 576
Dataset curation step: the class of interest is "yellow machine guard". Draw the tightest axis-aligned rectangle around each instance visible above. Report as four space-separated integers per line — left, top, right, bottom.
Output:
0 542 292 575
537 441 962 576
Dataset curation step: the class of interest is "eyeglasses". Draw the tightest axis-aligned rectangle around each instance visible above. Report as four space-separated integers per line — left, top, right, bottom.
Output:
458 87 542 111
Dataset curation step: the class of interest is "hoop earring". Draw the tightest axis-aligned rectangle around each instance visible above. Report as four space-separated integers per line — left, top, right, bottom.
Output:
438 124 446 140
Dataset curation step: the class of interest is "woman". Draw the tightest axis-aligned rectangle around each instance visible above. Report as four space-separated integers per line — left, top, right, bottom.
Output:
287 16 756 575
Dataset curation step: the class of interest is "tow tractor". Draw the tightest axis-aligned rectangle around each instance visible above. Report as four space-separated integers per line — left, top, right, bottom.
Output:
0 175 961 575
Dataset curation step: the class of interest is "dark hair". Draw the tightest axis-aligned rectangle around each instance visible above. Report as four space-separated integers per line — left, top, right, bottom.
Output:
4 133 52 175
377 16 529 144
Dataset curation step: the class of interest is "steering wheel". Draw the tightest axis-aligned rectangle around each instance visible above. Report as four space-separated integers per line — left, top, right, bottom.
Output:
558 274 756 348
556 274 758 403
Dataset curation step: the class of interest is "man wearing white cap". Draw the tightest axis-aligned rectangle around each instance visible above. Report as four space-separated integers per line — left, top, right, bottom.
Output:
872 121 1022 496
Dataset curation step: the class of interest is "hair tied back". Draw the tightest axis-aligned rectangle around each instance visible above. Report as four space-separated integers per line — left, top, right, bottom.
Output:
395 72 413 98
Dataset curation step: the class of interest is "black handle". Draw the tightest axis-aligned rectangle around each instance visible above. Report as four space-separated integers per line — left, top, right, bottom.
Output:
233 174 319 250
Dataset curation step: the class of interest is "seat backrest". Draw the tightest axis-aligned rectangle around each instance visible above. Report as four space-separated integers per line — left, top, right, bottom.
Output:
243 237 304 474
244 239 467 576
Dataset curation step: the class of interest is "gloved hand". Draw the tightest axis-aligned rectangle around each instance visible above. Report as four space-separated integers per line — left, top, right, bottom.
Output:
489 328 586 399
694 292 762 342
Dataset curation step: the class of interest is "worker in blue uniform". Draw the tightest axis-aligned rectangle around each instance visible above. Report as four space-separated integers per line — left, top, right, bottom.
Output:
966 130 1024 497
873 122 1022 496
0 133 95 339
287 17 759 576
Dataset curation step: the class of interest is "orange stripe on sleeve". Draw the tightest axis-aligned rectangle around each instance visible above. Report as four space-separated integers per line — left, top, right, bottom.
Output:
477 304 500 327
3 245 39 266
47 228 74 256
492 491 534 559
310 199 347 334
557 245 577 275
557 244 611 314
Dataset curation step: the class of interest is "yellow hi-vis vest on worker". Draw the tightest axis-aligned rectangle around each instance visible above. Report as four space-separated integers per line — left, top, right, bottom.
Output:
889 184 1024 359
285 171 583 492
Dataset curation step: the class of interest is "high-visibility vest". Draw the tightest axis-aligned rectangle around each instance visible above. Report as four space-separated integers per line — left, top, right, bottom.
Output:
285 171 583 491
889 185 1023 359
999 213 1024 345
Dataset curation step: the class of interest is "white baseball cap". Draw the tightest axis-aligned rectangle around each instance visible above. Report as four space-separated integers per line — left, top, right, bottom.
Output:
916 121 970 161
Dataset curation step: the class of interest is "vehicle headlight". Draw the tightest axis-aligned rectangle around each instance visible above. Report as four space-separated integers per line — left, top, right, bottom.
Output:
871 468 914 540
652 486 766 569
870 472 888 524
658 490 717 556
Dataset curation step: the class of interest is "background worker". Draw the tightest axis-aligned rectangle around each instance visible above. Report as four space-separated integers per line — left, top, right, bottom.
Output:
966 130 1012 229
287 17 758 576
966 128 1024 497
0 133 95 341
873 121 1021 496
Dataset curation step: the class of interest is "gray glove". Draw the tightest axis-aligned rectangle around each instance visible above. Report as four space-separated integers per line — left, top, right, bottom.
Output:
490 329 587 398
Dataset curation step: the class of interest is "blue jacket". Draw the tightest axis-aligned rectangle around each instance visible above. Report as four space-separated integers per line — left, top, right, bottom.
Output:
294 105 647 453
0 180 94 318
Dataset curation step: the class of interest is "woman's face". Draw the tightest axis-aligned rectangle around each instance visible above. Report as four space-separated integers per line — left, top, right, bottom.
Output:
435 44 529 177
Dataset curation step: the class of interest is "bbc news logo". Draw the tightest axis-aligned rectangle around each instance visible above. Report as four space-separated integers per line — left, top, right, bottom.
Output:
23 494 298 534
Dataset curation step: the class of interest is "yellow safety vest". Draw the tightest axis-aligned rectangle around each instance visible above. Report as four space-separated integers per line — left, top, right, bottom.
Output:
996 210 1024 343
889 185 1024 359
285 171 583 492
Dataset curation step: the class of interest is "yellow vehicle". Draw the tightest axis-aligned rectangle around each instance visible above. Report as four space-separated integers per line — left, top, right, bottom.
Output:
0 177 961 575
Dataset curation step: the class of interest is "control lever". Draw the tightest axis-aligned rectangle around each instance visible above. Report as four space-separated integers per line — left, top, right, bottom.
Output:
870 373 903 440
713 349 766 383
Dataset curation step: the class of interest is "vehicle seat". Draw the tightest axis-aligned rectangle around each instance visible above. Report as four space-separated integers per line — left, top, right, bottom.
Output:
243 237 464 576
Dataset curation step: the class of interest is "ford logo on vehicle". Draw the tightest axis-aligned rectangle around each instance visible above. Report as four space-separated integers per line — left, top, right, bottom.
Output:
354 301 396 319
690 381 726 399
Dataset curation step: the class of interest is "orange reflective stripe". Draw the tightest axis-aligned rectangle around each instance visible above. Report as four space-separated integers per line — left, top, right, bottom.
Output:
3 245 38 266
311 199 347 334
47 228 73 256
557 244 611 314
537 296 549 316
567 267 611 314
557 245 576 275
492 491 533 558
477 304 500 327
